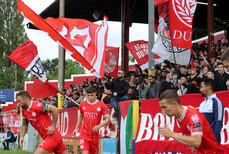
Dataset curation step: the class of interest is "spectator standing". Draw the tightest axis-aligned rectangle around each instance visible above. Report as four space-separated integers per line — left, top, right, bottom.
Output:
108 70 129 121
215 62 229 91
158 90 222 153
177 75 188 96
182 67 200 94
159 72 175 96
148 75 161 98
2 127 14 150
199 78 224 144
137 78 150 100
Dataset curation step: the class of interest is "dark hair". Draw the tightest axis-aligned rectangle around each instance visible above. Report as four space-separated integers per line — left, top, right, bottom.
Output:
86 86 97 94
217 62 224 67
6 127 10 130
159 90 181 105
148 75 156 79
16 91 31 99
201 78 215 91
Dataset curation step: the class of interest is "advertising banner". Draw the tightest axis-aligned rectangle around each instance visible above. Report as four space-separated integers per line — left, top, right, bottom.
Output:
0 89 14 102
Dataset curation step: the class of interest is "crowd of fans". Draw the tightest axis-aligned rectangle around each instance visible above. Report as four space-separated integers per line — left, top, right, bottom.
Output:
41 39 229 110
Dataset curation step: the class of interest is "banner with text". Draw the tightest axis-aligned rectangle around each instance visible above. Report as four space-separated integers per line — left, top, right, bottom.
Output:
135 91 229 153
56 104 118 139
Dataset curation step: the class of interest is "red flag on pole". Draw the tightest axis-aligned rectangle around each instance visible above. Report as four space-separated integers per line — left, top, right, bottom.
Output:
126 40 164 70
104 47 119 78
7 40 62 99
152 2 191 65
17 0 108 78
169 0 197 49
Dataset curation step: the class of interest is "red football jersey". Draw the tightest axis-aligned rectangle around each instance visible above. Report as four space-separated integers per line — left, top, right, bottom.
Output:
80 100 109 140
178 106 222 153
22 101 59 139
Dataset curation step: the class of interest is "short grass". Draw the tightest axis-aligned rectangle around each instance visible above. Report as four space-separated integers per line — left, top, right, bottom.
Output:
0 148 31 154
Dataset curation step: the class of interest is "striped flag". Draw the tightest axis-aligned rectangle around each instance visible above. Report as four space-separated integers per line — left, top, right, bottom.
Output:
120 101 133 154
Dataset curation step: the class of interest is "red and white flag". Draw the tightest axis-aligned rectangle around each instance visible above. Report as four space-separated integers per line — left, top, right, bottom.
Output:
17 0 108 78
169 0 197 49
7 41 62 99
154 0 169 6
152 2 190 65
104 47 119 78
126 40 164 70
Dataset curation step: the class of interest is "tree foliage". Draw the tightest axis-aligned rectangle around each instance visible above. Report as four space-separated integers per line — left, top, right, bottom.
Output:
0 0 28 90
42 58 86 80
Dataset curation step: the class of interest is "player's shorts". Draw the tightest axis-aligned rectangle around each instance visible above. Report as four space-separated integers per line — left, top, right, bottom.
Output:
39 131 67 154
79 138 99 154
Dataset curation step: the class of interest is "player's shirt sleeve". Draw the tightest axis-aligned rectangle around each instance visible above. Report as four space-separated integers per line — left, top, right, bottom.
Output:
189 113 203 136
101 102 109 117
35 102 49 113
80 103 84 115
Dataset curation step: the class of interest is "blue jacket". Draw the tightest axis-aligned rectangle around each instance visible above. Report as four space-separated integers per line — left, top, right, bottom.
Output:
5 131 14 141
199 94 224 144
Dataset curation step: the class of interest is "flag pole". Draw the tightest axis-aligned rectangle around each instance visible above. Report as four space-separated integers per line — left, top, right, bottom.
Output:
58 0 65 109
65 95 80 107
148 0 155 75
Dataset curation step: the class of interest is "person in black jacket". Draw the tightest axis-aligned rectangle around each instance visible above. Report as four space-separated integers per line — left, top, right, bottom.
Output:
159 72 175 96
215 62 229 91
107 70 130 121
2 127 15 150
182 67 201 94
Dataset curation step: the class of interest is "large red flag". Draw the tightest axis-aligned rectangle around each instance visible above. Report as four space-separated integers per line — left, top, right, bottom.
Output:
126 40 164 70
152 2 191 65
7 40 62 99
104 47 119 78
17 0 108 78
169 0 197 49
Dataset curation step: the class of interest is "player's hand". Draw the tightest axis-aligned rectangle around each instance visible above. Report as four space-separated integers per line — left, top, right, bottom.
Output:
20 137 24 147
73 129 78 137
113 92 117 97
158 124 173 138
92 125 101 133
46 126 55 135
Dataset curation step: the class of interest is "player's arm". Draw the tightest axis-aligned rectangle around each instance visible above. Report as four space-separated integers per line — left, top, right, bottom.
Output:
73 114 83 136
45 105 59 135
20 118 28 147
159 125 202 148
92 116 110 133
171 132 202 148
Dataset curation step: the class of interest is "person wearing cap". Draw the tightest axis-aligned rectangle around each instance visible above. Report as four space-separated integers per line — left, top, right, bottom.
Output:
137 78 150 100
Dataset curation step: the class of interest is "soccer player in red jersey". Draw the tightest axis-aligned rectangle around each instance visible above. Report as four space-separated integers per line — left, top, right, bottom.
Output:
158 90 223 154
73 86 110 154
17 91 67 154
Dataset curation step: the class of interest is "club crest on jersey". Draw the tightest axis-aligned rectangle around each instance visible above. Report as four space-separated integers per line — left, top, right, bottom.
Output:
37 103 42 107
97 107 101 112
32 112 36 117
191 114 199 123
